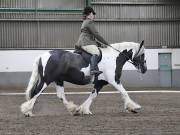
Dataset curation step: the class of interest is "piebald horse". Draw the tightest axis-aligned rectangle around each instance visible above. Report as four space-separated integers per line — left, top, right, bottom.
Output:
21 41 147 116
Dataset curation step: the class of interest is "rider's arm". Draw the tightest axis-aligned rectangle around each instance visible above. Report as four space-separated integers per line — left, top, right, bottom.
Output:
87 21 109 46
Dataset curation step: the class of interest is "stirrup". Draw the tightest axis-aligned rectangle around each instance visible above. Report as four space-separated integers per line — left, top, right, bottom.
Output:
90 70 103 76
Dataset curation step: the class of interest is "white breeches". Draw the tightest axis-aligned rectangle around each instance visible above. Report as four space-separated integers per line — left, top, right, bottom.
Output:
81 45 100 56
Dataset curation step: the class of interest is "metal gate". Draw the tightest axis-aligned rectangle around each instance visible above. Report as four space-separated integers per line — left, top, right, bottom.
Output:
158 53 172 87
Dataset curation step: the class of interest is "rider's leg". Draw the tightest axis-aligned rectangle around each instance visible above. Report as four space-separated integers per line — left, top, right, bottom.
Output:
90 54 102 75
81 45 102 75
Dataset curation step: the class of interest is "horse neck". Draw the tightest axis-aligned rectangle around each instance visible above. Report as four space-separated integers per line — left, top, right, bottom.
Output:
101 47 119 59
101 47 132 66
110 42 139 59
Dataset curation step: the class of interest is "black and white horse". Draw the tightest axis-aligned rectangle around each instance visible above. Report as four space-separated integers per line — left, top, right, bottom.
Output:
21 41 147 116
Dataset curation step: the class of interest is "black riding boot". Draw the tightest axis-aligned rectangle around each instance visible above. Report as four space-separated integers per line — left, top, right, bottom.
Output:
90 55 103 76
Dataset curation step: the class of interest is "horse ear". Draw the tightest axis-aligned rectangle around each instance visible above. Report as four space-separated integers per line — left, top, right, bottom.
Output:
140 40 144 49
133 40 145 59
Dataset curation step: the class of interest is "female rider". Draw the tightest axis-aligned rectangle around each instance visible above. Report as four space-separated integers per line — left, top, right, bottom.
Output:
76 6 109 75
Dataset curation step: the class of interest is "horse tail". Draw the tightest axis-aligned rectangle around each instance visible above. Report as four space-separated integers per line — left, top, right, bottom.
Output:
25 56 41 100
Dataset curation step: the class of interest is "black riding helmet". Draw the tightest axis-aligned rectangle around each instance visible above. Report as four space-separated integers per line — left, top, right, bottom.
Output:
83 6 96 15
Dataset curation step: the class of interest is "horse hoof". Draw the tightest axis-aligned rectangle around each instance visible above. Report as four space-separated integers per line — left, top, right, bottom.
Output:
130 109 138 113
25 114 30 117
81 109 93 115
87 111 93 115
73 106 93 116
24 112 34 117
126 107 141 113
73 113 81 116
72 109 81 116
82 111 93 115
24 114 34 117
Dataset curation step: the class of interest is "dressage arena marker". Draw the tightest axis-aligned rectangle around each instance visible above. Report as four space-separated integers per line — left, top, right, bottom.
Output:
0 90 180 96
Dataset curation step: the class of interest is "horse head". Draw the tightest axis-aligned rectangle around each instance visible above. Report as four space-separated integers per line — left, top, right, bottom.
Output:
132 40 147 74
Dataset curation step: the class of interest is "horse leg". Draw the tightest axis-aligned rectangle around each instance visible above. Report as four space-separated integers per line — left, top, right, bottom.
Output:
111 82 141 113
55 82 78 115
76 90 96 115
20 81 48 117
54 82 65 102
77 80 108 115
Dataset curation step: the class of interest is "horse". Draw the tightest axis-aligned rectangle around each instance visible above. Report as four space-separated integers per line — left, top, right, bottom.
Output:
20 40 147 116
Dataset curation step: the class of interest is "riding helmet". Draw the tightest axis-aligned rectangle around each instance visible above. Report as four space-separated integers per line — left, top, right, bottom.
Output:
83 6 96 15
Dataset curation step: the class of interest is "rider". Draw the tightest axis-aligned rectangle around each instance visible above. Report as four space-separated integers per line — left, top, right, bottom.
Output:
76 6 109 75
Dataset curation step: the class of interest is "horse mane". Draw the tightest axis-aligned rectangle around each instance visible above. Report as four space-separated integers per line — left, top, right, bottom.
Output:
108 42 141 59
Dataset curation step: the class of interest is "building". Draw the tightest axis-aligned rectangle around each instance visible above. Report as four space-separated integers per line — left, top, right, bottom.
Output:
0 0 180 89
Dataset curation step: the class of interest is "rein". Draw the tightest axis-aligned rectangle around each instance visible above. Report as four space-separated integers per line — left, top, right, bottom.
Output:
106 44 135 65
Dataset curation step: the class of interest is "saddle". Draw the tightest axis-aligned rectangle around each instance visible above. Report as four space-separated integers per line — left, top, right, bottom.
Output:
74 46 102 64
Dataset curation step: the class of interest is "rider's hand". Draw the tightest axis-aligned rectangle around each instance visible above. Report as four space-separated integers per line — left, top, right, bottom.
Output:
101 44 108 48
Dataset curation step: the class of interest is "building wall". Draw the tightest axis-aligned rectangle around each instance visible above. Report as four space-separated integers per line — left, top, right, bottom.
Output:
0 0 180 89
